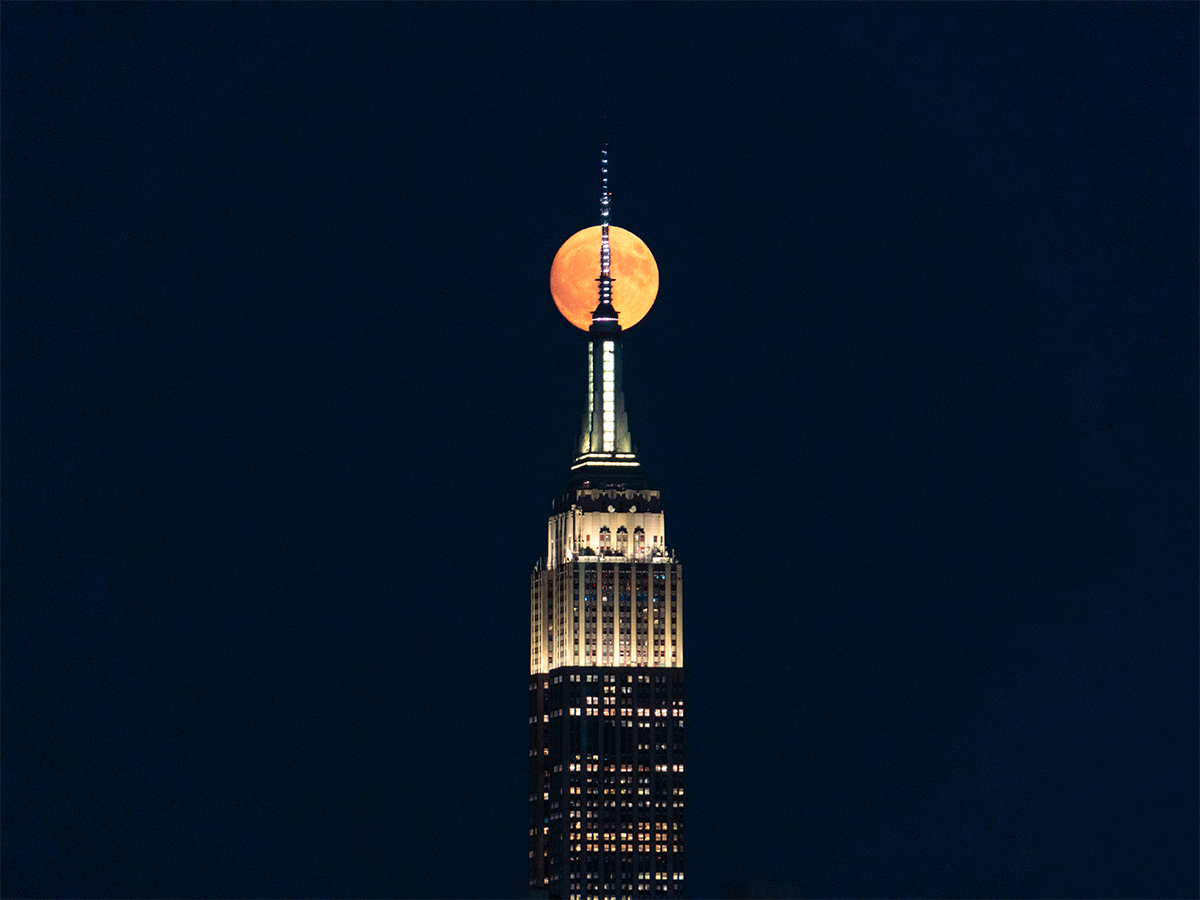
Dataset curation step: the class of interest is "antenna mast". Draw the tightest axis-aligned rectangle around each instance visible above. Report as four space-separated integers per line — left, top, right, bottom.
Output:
598 138 613 310
592 125 618 328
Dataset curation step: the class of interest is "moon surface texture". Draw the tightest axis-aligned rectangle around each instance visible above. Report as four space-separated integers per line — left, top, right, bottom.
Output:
550 226 659 331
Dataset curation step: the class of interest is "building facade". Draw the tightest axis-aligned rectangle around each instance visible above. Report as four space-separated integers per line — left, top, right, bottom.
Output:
529 149 685 900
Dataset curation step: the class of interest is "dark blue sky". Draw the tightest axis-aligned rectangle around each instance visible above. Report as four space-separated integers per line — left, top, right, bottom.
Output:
3 4 1196 898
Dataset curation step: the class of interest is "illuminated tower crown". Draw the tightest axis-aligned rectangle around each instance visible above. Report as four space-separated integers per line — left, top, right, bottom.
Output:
531 140 683 669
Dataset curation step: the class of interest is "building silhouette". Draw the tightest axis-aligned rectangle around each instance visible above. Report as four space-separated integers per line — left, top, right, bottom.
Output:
529 148 685 900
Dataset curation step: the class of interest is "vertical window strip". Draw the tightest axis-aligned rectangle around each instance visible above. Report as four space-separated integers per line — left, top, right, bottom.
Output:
602 341 615 451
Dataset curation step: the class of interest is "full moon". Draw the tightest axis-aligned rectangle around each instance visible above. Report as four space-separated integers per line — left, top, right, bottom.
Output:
550 226 659 331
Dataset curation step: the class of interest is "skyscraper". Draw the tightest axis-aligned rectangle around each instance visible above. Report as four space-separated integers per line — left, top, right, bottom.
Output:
529 148 685 900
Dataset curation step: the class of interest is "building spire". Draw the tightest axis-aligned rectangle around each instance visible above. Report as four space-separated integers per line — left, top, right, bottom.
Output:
600 139 611 278
576 130 637 469
591 130 619 332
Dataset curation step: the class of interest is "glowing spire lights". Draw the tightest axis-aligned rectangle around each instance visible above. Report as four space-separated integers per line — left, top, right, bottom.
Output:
593 140 617 326
600 145 611 279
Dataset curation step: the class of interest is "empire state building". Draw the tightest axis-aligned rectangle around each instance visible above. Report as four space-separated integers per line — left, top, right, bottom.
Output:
529 148 685 900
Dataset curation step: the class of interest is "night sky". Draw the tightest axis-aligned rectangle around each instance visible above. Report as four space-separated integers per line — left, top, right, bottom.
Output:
3 4 1196 898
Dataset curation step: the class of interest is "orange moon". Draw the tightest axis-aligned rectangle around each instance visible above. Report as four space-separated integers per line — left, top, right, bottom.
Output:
550 226 659 331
